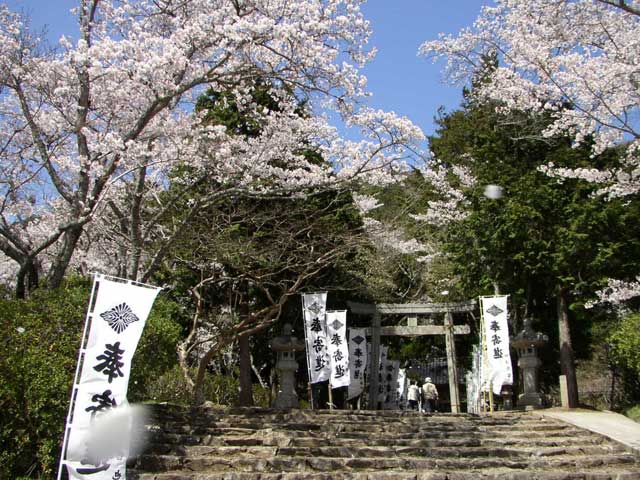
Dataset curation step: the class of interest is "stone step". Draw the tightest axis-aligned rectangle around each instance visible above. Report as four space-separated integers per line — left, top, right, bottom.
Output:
152 443 627 459
150 420 580 438
130 406 640 480
132 471 640 480
145 425 606 447
133 452 639 473
143 431 613 450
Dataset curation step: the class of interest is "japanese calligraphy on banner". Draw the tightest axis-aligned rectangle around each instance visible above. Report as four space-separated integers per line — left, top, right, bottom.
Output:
60 274 161 480
347 328 367 400
302 293 331 384
480 295 513 395
396 368 407 408
326 310 350 388
377 345 389 405
383 360 400 409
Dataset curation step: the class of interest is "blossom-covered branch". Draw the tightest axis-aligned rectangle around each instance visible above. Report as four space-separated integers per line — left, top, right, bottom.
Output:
420 0 640 197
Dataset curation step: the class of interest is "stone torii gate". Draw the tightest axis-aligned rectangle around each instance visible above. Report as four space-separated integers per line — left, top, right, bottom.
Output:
349 300 475 413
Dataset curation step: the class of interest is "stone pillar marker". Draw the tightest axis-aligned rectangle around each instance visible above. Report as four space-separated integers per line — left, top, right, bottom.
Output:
511 317 548 409
270 323 305 409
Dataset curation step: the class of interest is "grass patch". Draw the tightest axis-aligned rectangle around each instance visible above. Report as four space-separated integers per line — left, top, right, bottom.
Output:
623 404 640 423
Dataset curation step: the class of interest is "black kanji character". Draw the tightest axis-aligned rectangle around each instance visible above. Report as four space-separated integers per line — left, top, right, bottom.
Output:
330 334 342 346
312 337 325 353
491 334 501 345
85 389 117 421
354 370 360 379
354 347 363 357
77 464 110 475
314 355 326 371
490 320 500 332
310 317 323 333
333 350 344 362
94 342 125 383
354 359 363 368
335 364 346 378
493 346 503 359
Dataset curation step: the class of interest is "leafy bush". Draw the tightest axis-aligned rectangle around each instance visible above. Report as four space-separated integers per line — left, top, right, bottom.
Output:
0 281 89 478
609 313 640 377
624 404 640 423
146 365 271 407
129 299 183 401
0 279 182 478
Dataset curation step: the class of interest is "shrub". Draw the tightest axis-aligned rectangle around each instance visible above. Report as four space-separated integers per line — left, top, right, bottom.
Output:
0 281 89 478
0 279 182 478
609 313 640 377
146 365 270 407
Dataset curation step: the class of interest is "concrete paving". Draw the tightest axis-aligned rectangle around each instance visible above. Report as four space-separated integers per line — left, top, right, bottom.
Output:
534 408 640 453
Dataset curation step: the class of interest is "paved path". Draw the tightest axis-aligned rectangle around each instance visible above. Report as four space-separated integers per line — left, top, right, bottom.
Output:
534 408 640 452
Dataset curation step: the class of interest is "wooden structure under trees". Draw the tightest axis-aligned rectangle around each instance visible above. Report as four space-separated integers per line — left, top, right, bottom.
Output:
348 300 475 413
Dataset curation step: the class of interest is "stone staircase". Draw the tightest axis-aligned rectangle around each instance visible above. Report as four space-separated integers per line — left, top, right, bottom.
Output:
129 404 640 480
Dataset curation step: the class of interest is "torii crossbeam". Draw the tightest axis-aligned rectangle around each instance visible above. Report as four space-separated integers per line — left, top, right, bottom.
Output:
348 300 475 413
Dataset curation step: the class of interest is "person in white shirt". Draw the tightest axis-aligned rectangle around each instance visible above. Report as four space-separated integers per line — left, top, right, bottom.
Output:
407 380 420 410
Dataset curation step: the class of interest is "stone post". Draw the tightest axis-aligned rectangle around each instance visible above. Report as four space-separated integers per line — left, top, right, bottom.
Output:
511 317 548 409
270 324 305 409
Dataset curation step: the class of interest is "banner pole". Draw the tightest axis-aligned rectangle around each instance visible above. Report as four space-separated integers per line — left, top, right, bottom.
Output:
57 273 101 480
328 381 333 410
489 382 495 414
300 294 315 410
479 296 490 415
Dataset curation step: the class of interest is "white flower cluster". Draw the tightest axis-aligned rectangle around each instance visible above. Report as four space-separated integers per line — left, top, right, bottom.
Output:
0 0 424 285
362 218 431 256
421 0 640 198
586 276 640 308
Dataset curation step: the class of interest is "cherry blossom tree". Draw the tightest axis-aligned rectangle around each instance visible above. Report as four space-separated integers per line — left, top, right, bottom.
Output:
0 0 423 297
420 0 640 198
421 0 640 306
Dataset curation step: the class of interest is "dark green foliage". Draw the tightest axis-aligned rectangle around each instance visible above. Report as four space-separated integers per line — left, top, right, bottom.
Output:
609 313 640 377
0 279 88 478
428 97 640 318
129 298 184 401
0 279 182 478
423 87 640 407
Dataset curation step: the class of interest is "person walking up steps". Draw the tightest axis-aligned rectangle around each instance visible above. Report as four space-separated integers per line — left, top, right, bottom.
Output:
422 377 438 414
407 380 420 411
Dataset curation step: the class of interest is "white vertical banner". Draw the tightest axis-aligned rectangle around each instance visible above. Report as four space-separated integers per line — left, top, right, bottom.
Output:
383 360 400 409
302 293 331 384
347 328 367 400
60 274 161 480
397 368 407 408
377 346 389 405
326 310 350 388
480 296 513 395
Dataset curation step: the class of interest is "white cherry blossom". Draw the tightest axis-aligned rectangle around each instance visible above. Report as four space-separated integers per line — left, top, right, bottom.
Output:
0 0 424 294
420 0 640 198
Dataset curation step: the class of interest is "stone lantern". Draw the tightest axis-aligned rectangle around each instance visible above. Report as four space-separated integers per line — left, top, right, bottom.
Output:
511 317 548 409
269 323 305 409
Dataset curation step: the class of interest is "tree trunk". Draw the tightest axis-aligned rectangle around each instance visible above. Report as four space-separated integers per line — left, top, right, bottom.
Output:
238 333 254 406
46 227 83 290
557 287 579 408
15 259 40 299
237 286 254 406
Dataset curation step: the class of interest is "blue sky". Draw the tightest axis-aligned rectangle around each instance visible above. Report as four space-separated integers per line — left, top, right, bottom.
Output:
4 0 483 142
